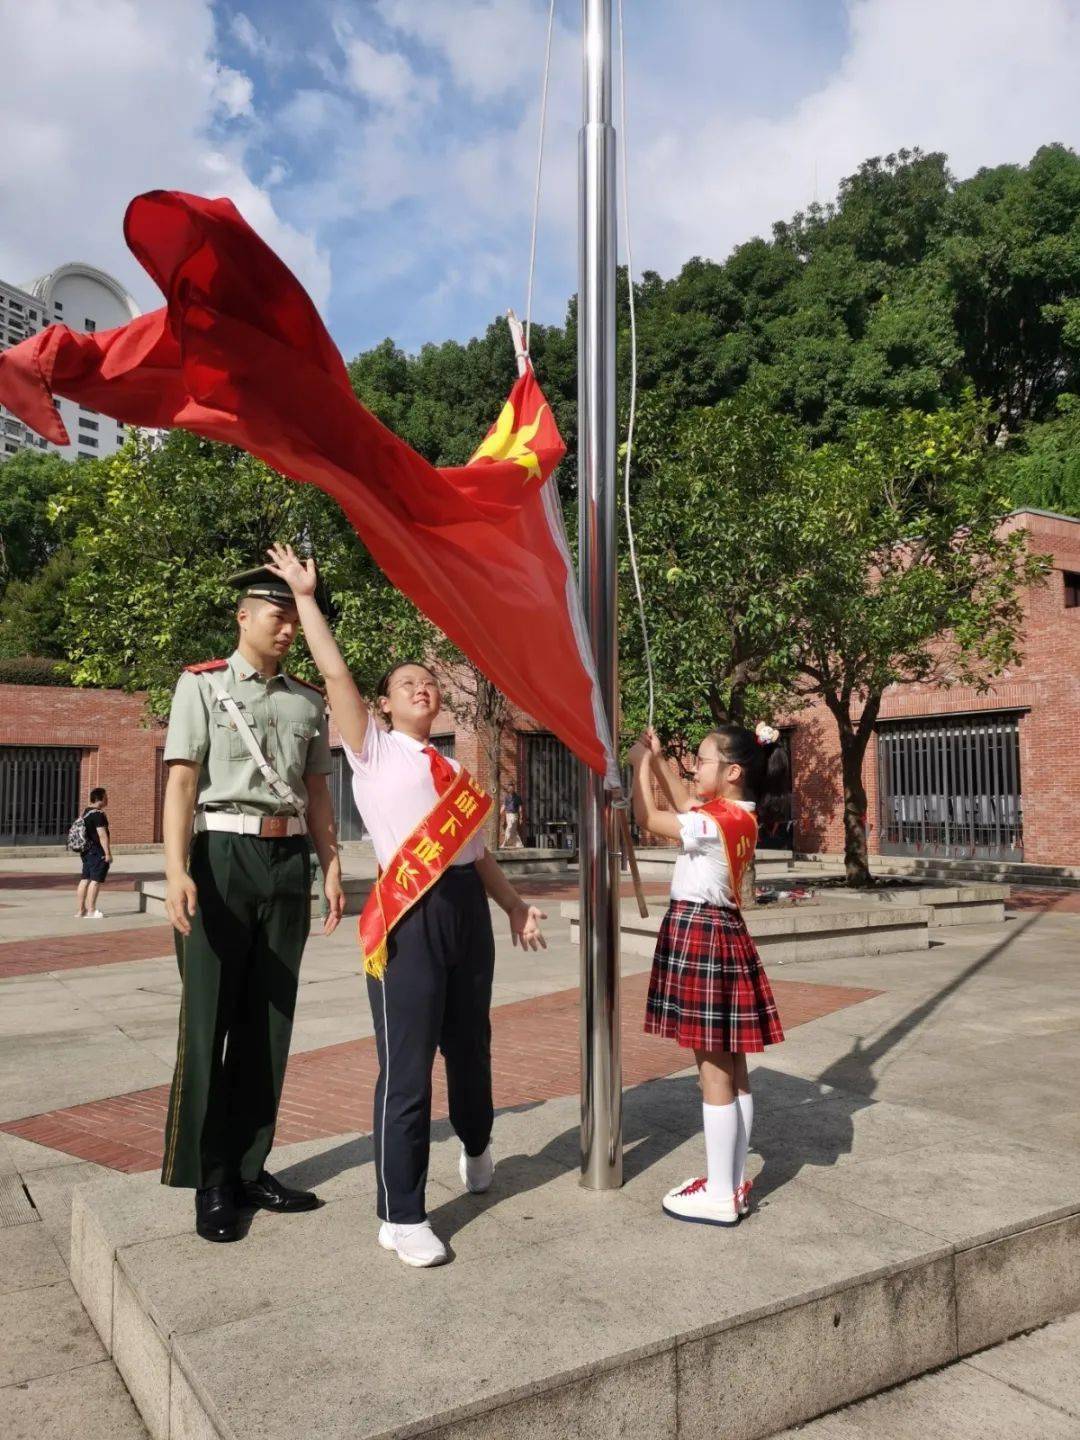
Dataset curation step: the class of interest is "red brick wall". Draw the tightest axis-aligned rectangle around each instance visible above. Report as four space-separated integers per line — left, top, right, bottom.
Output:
788 512 1080 867
0 685 166 844
7 511 1075 864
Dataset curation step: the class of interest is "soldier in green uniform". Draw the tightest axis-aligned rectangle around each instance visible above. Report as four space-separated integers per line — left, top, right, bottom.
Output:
161 565 345 1243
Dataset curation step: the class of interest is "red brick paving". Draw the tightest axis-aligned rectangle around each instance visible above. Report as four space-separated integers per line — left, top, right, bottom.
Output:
0 926 176 980
0 973 880 1173
1007 888 1080 914
0 878 664 983
0 871 158 892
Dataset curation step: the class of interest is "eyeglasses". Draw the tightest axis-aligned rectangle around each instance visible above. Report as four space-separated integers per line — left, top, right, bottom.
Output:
694 753 739 771
390 677 439 695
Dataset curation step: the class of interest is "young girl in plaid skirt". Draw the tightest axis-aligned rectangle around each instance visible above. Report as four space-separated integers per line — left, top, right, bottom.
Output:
628 723 787 1227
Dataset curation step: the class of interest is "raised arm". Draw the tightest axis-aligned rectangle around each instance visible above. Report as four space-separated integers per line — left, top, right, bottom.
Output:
264 543 370 753
628 735 683 843
645 728 696 814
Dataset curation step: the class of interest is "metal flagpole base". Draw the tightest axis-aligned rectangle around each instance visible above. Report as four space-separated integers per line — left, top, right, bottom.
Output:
579 777 622 1189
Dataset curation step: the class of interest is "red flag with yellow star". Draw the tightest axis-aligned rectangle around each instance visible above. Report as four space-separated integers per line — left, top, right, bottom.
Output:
0 191 619 785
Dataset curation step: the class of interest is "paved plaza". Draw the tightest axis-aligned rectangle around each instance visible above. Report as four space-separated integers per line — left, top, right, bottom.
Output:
0 851 1078 1438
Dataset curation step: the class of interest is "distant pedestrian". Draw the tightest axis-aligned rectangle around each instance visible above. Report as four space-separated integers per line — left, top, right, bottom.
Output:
500 787 525 848
75 788 112 919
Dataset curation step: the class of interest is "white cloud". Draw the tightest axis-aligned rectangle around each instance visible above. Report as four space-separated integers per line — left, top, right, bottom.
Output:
340 32 436 110
629 0 1080 273
0 1 330 311
211 65 255 120
376 0 555 102
230 11 270 60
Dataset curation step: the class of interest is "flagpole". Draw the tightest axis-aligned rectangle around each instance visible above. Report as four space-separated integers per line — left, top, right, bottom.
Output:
578 0 622 1190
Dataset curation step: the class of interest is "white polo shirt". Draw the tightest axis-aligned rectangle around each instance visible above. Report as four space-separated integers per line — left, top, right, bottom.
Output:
343 721 486 871
670 802 756 908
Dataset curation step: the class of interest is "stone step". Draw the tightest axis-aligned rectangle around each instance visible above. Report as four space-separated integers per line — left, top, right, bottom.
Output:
70 1097 1080 1440
823 854 1080 891
565 897 933 963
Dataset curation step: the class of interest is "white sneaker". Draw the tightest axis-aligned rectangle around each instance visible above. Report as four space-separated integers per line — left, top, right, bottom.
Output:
661 1177 740 1227
86 909 105 920
735 1178 754 1216
378 1220 448 1268
459 1144 494 1194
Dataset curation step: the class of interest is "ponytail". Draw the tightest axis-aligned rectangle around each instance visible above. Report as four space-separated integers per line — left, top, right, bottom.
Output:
704 723 788 805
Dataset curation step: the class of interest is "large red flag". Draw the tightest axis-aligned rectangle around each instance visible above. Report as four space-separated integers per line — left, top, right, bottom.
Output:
0 192 619 786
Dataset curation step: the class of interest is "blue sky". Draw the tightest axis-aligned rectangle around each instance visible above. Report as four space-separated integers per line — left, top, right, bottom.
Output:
2 2 1079 360
211 1 850 353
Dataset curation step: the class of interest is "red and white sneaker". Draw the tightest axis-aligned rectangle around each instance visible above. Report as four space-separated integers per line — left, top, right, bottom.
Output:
661 1177 740 1227
735 1178 754 1217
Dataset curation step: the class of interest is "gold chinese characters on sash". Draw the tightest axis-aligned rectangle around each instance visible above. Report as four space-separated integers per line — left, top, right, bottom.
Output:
358 768 492 979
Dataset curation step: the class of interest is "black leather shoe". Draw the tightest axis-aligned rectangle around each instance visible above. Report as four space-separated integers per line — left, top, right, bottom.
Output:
195 1185 240 1243
239 1170 319 1213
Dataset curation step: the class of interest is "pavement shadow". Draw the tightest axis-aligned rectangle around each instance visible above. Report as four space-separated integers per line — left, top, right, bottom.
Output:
751 907 1048 1203
276 909 1049 1235
424 1088 703 1244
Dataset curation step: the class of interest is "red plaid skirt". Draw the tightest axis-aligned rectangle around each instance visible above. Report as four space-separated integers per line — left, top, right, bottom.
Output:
644 901 785 1053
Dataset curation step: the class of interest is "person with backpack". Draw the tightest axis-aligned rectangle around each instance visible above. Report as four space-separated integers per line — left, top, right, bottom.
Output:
73 787 112 918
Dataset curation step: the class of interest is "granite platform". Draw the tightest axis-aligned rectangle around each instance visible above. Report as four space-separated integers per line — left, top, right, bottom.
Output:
71 1074 1080 1440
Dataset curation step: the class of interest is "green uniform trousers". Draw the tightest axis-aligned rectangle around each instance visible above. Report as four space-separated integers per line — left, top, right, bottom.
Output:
161 831 311 1189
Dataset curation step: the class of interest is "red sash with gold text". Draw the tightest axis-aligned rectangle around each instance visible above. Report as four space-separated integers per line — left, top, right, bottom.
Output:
697 797 758 907
359 767 492 979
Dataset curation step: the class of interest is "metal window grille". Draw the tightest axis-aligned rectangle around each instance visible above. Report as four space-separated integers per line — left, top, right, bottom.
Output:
516 732 644 851
0 746 83 845
518 733 579 850
329 749 367 842
876 713 1023 862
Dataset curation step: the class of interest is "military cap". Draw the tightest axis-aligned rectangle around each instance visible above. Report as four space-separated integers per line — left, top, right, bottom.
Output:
228 566 298 608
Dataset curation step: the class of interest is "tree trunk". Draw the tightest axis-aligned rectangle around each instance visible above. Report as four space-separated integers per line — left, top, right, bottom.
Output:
739 852 757 909
484 724 502 850
839 731 872 886
820 686 882 888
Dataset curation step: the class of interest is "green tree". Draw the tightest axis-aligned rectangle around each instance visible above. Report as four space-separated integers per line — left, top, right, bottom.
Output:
59 430 430 717
618 396 810 754
989 394 1080 516
0 449 73 590
789 403 1047 883
0 549 84 661
938 144 1080 434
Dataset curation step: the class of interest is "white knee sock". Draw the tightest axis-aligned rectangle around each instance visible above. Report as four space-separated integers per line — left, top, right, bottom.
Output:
734 1091 754 1193
702 1101 739 1200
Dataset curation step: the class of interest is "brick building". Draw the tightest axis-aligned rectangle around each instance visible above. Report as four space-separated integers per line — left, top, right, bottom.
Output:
0 675 541 850
1 509 1075 865
787 510 1080 868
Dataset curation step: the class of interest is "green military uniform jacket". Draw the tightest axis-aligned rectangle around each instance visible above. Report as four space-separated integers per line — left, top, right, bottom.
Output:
163 649 332 813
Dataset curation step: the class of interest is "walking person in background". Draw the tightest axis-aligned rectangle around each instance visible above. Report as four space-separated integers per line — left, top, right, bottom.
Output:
500 787 525 848
75 788 112 919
